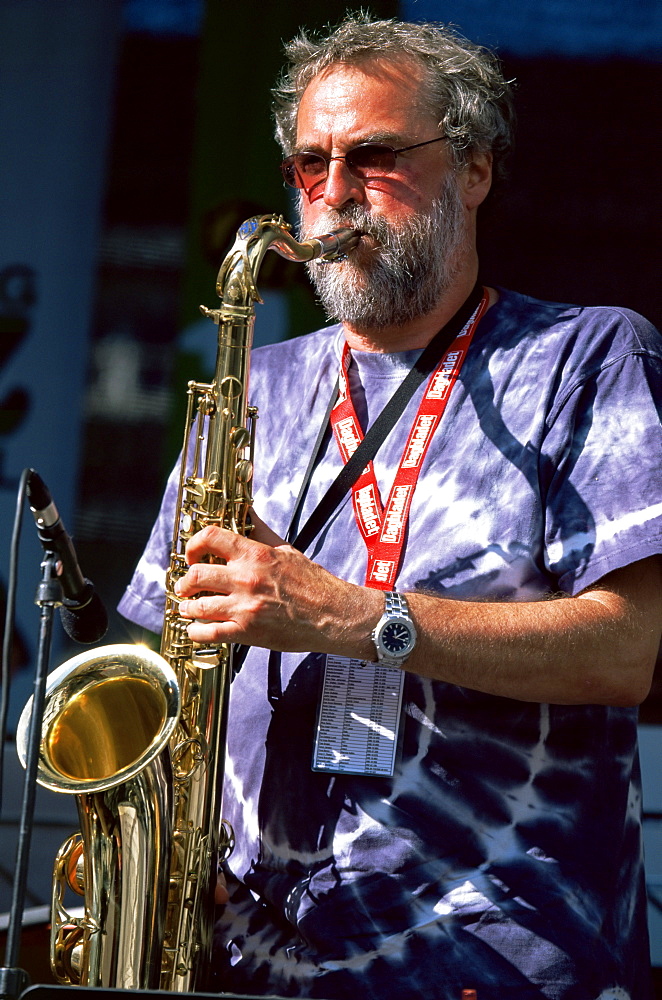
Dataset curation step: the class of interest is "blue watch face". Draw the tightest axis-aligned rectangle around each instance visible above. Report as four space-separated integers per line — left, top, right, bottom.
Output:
382 621 413 654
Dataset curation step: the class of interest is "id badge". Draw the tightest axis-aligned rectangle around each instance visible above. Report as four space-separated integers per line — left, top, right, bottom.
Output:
312 654 404 776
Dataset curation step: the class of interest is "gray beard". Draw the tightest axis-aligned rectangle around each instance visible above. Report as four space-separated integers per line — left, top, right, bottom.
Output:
299 177 468 330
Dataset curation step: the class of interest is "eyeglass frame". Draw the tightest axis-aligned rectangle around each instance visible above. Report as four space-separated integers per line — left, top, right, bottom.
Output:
280 135 448 190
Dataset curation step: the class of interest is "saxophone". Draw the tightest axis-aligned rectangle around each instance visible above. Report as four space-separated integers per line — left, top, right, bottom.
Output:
17 215 362 992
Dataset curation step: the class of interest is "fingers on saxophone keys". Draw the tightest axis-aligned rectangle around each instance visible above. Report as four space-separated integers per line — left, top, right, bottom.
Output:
186 619 236 646
171 578 197 618
166 585 184 606
173 566 207 602
177 592 223 623
175 593 201 620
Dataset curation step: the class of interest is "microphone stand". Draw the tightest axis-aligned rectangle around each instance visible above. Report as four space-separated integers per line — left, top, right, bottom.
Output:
0 553 62 1000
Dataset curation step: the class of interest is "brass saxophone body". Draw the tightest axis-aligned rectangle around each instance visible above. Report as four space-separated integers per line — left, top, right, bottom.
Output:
17 215 362 991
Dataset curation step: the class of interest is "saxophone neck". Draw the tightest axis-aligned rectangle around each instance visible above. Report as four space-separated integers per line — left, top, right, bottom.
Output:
270 225 364 263
212 214 363 310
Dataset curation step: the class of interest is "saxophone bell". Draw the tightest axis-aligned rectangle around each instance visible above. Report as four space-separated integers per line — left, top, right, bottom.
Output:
16 645 179 794
16 645 180 988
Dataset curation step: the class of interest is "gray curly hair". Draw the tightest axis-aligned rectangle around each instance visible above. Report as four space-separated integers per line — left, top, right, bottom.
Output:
273 14 516 186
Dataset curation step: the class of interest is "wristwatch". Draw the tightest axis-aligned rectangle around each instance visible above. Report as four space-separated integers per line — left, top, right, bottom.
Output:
371 591 417 668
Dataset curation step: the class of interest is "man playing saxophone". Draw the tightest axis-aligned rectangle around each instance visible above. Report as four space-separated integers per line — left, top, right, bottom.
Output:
119 16 662 999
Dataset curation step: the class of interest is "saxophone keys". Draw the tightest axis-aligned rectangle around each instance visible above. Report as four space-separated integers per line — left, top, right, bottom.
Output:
219 375 242 401
63 837 86 894
184 479 207 502
235 459 253 484
231 426 251 450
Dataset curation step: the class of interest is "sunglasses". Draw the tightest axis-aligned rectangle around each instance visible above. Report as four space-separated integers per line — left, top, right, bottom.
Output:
281 135 447 190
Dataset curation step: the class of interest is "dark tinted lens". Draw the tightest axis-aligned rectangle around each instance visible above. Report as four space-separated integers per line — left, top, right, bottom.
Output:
345 143 396 175
281 152 327 188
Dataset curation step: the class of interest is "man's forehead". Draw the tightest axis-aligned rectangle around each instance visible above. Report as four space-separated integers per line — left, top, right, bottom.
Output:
302 53 427 99
295 56 433 140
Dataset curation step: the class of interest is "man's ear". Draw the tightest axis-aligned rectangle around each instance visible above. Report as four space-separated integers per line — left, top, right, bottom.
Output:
459 152 493 210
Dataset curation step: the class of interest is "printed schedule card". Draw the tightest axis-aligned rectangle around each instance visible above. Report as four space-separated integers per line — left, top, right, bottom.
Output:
313 654 405 776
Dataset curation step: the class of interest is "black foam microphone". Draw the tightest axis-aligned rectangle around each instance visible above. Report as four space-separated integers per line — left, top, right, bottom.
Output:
26 469 108 643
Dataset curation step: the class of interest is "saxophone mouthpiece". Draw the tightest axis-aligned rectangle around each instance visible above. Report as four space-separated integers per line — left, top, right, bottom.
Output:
310 227 364 262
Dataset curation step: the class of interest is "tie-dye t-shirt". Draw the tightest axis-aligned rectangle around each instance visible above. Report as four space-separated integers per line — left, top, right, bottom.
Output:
119 289 662 999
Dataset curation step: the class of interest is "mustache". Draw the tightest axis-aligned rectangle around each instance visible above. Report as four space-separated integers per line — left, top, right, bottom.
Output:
302 205 389 243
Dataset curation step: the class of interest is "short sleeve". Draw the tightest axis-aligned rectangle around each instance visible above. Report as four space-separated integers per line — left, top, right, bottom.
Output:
541 330 662 594
117 460 179 632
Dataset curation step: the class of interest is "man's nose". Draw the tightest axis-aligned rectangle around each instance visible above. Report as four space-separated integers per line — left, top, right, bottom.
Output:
322 157 365 209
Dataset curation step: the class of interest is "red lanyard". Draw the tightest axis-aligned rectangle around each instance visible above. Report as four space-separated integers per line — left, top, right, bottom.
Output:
330 290 489 589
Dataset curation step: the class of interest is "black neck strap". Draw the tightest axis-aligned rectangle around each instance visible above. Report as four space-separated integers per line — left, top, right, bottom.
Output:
288 281 483 554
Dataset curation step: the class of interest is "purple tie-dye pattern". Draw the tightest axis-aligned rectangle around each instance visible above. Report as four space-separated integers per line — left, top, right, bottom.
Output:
119 289 662 998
